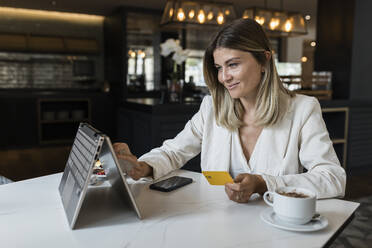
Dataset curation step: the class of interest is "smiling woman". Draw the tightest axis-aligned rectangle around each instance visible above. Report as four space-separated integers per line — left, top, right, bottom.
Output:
114 18 346 205
204 18 294 130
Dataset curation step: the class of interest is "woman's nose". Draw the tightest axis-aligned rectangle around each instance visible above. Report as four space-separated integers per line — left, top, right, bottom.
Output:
221 68 232 83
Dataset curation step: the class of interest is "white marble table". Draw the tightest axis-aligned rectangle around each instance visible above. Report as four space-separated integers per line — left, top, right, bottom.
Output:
0 170 359 248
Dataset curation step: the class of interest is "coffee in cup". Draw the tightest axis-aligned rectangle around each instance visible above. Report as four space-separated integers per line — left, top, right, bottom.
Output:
277 191 309 198
263 186 316 225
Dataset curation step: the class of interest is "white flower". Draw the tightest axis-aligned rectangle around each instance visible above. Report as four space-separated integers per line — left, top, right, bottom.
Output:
172 49 190 65
160 38 189 65
160 38 182 57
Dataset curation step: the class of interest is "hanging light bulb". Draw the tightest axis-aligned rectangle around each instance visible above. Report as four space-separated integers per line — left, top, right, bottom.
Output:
224 9 230 16
188 9 195 19
217 12 224 24
242 9 253 19
177 8 185 21
284 19 293 32
197 9 206 23
169 8 174 18
207 11 213 20
269 18 280 30
300 17 305 26
255 16 265 25
137 50 146 58
129 50 136 58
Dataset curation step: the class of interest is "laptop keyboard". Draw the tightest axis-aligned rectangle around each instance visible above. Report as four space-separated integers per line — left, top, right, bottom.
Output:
67 129 97 189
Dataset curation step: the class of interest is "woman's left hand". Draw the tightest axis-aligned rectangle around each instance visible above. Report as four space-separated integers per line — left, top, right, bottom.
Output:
225 173 267 203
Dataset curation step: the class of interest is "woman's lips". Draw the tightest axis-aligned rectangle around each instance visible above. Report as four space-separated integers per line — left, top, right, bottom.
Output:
227 82 239 90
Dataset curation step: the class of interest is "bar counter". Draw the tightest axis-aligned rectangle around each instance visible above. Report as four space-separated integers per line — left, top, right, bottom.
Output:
123 98 202 114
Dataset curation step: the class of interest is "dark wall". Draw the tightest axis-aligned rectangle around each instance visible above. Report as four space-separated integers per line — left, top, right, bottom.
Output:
314 0 355 99
104 9 127 102
350 0 372 100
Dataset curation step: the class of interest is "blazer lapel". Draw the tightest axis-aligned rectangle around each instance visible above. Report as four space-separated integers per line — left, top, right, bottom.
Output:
264 110 293 159
203 125 232 172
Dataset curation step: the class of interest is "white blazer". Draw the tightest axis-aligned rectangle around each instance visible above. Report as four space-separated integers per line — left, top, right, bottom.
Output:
139 94 346 199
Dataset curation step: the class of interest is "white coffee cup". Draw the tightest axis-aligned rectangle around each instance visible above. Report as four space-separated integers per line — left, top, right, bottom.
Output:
263 186 316 225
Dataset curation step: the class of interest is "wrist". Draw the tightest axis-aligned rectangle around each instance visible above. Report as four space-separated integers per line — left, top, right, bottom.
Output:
254 175 267 195
139 161 153 177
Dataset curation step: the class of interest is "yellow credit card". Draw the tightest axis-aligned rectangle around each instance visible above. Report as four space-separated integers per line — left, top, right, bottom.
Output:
202 171 234 185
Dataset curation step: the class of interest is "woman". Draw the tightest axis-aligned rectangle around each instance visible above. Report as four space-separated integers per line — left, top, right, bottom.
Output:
114 18 346 203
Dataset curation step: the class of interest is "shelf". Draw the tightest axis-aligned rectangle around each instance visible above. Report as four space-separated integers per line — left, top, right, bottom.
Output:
40 139 75 145
295 90 332 100
37 98 91 145
322 107 349 113
40 119 89 124
332 139 346 144
0 33 99 54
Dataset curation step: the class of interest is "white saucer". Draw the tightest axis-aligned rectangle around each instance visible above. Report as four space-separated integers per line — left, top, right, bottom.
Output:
260 208 328 232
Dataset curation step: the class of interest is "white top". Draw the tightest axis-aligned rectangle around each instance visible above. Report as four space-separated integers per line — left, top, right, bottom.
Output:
230 130 250 178
0 171 360 248
139 94 346 199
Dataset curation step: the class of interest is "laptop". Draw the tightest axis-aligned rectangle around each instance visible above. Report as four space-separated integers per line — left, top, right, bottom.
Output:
58 123 142 229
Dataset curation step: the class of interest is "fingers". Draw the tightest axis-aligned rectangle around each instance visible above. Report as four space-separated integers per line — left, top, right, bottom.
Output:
128 164 148 180
225 184 233 198
113 142 132 155
128 167 142 180
116 153 138 164
234 173 246 183
225 185 250 203
112 143 153 181
226 182 243 191
225 173 256 203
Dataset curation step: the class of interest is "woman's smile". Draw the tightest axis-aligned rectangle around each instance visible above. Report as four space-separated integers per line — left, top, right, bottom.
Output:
227 82 240 90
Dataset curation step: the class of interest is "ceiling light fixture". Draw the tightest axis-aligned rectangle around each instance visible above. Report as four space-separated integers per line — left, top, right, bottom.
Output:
161 0 236 27
242 0 307 36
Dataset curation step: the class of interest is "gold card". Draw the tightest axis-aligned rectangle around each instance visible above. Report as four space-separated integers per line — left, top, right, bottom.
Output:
202 171 234 185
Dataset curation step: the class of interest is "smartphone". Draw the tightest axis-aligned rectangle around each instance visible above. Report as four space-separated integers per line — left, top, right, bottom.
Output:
149 176 193 192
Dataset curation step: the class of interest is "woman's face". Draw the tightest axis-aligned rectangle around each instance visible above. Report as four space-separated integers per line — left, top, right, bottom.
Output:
213 47 264 100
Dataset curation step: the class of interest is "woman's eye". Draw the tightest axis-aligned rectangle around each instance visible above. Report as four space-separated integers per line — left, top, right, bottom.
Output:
215 66 222 71
228 63 238 68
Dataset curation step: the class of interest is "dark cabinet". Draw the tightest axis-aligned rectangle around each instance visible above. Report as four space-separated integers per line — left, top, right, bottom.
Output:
37 98 91 144
36 95 115 145
0 92 114 149
322 107 349 168
0 97 38 148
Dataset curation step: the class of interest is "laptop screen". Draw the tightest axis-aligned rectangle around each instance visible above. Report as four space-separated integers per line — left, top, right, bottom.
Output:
58 123 142 229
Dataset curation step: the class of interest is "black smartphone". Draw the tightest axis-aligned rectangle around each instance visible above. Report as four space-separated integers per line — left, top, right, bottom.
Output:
149 176 193 192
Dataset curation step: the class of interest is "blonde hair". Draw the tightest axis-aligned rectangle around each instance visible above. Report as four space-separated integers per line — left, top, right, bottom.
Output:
203 18 294 131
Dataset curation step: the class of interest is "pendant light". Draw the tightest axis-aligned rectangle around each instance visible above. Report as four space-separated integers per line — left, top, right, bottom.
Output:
161 0 237 27
242 0 307 36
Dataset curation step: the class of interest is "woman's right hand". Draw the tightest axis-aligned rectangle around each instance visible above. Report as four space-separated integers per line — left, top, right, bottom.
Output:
113 143 153 180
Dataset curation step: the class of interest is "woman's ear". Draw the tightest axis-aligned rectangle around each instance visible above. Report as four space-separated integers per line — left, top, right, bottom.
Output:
264 51 272 61
261 51 272 73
